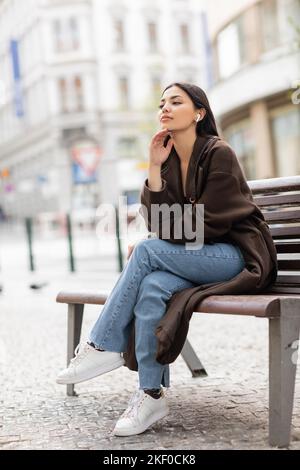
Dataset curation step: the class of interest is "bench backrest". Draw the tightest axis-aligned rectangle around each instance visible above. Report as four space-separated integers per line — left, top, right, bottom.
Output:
248 175 300 294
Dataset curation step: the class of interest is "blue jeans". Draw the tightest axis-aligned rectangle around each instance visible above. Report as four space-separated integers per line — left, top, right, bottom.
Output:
89 238 245 390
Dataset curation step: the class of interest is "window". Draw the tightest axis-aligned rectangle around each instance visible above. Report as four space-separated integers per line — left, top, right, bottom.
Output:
260 0 280 52
223 120 256 180
217 16 246 79
58 76 84 113
74 77 84 111
270 105 300 176
215 0 298 80
260 0 300 51
58 78 68 113
179 23 190 53
282 0 300 47
217 23 240 79
53 17 80 53
147 22 158 52
118 76 129 109
53 20 63 52
69 17 80 50
117 137 138 159
150 76 161 100
113 19 125 51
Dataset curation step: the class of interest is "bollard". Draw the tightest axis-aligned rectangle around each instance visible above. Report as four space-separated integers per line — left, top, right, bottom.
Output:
115 204 123 272
66 213 75 272
25 217 35 272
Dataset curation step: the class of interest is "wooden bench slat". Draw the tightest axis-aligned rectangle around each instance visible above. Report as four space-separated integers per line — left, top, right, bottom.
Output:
277 259 300 270
275 241 300 253
267 285 300 294
249 175 300 193
196 294 294 317
56 291 107 305
254 193 300 206
269 226 300 237
275 273 300 284
56 290 300 318
262 209 300 223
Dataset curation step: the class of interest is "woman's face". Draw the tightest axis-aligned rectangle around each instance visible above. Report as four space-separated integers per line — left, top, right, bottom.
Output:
158 85 200 132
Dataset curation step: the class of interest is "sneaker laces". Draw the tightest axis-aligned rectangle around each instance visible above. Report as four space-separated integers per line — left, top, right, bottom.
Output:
69 342 91 366
122 390 145 419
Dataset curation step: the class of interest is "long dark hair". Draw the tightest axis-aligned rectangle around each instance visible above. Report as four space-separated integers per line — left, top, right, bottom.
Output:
161 82 219 137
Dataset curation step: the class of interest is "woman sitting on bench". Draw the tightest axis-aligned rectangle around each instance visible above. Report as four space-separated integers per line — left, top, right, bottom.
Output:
56 82 277 437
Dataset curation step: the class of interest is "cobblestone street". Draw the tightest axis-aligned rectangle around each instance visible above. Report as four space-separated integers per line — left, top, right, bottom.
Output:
0 265 300 451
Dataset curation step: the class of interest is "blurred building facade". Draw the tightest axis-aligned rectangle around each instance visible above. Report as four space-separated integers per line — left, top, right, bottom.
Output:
0 0 206 219
205 0 300 180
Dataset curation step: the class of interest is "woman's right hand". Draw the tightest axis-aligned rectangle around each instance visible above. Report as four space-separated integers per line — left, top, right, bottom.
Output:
149 129 174 167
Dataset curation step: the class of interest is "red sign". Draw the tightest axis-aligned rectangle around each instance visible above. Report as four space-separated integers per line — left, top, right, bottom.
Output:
71 142 102 176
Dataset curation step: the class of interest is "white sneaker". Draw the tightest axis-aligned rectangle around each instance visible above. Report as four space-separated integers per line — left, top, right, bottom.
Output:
112 389 169 436
56 343 124 385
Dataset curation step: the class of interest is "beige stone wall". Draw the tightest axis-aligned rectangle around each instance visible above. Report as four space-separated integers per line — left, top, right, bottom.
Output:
250 101 275 178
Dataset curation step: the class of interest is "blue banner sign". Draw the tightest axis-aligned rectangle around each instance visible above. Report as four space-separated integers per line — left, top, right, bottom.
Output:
10 39 24 118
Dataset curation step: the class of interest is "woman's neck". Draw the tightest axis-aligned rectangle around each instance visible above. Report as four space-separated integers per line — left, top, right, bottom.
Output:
170 127 197 164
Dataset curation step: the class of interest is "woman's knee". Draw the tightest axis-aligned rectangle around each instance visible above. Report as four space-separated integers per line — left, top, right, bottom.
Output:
134 237 170 256
138 270 193 298
133 238 149 254
133 238 158 260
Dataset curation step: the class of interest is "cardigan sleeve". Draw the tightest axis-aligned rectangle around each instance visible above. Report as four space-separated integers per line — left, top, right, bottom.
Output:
139 145 255 244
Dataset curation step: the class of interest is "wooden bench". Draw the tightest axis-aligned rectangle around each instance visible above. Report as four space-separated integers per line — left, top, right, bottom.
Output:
56 175 300 447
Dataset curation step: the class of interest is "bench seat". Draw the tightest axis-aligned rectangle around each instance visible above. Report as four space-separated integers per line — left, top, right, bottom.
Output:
57 290 300 318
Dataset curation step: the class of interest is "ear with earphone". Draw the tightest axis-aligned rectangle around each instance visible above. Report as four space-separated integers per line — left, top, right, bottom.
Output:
163 112 203 146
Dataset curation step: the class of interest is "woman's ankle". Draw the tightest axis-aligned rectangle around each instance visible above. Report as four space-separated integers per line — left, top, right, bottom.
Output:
88 341 105 352
143 388 162 399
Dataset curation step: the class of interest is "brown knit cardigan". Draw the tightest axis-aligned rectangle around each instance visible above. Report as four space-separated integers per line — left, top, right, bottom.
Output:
123 134 278 370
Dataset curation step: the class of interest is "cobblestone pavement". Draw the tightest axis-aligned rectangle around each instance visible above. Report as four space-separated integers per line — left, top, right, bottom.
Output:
0 268 300 451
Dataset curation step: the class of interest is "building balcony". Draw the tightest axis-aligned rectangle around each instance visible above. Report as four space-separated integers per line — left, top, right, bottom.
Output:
209 48 299 118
